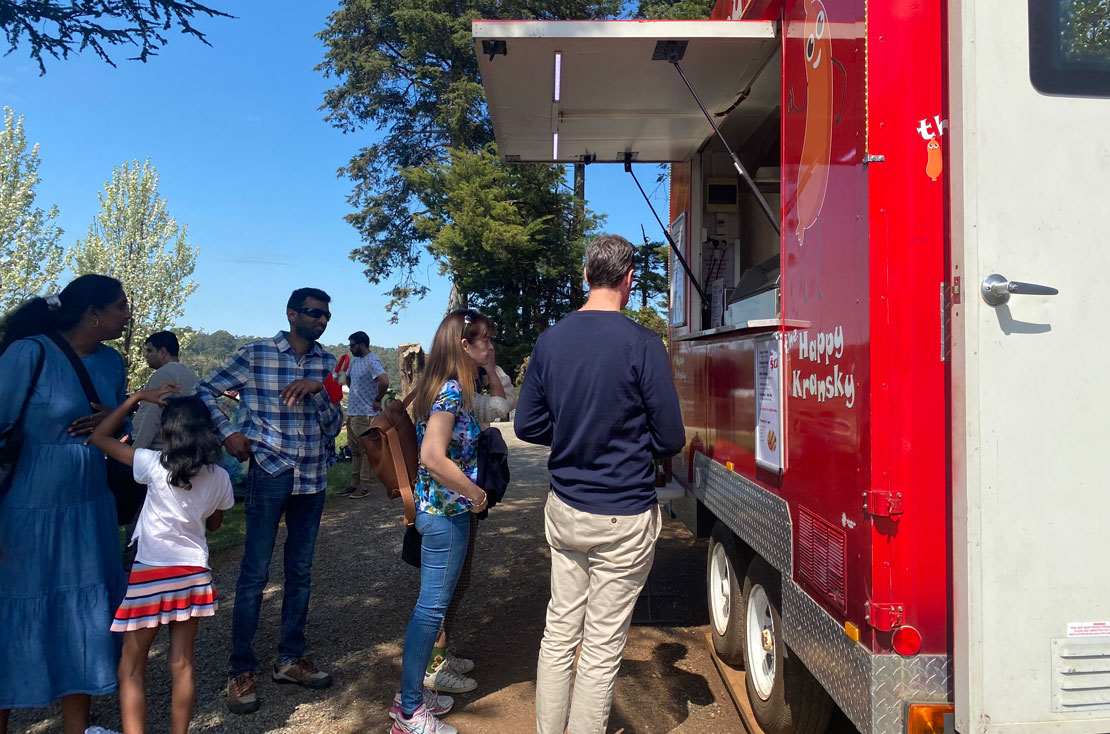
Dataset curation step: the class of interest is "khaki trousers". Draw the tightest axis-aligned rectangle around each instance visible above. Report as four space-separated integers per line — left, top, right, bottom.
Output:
346 414 375 489
535 491 662 734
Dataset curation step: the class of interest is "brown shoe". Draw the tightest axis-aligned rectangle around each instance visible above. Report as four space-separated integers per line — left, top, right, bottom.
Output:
349 487 370 499
272 657 333 689
338 485 358 496
227 672 260 714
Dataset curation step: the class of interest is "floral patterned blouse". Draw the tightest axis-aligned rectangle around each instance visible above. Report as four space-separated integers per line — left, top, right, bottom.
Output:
414 379 480 517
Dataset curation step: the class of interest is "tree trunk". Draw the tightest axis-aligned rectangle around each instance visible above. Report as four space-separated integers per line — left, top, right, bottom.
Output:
399 342 426 398
571 163 586 306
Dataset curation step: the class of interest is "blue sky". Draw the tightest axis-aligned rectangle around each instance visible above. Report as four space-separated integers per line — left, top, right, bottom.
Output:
2 1 668 351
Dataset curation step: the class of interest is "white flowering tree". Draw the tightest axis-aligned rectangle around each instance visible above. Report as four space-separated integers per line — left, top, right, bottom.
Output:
70 159 198 387
0 107 65 312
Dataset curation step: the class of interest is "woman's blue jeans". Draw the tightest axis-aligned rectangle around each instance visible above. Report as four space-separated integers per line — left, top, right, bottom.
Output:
399 510 472 715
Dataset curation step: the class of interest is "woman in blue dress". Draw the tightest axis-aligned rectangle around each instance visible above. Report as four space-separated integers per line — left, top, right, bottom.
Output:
0 275 132 734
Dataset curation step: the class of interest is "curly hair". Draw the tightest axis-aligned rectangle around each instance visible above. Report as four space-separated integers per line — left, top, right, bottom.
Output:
159 396 224 490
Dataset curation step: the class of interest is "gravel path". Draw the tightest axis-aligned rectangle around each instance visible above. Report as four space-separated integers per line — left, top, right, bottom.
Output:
11 426 745 734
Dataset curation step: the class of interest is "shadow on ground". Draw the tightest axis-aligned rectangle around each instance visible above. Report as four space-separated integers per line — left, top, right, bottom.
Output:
11 426 741 734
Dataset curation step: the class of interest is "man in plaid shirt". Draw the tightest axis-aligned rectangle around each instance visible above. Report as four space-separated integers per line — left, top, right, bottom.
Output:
195 287 343 715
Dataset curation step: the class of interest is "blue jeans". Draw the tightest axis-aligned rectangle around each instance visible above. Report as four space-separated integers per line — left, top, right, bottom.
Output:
229 464 326 677
399 510 472 715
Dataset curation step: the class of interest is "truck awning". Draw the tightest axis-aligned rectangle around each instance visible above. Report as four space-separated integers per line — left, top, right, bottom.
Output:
472 20 779 164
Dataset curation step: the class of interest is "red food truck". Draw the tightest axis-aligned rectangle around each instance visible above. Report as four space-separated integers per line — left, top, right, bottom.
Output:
473 2 1110 732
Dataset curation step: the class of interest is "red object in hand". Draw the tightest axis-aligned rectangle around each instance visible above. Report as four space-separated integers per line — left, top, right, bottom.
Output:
322 353 351 404
323 375 343 403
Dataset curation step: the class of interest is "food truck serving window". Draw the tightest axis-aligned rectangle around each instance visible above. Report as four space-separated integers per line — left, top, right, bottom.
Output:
1029 0 1110 97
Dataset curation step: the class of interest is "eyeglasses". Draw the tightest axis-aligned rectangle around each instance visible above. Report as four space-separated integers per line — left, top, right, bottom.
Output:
297 307 331 321
460 309 479 326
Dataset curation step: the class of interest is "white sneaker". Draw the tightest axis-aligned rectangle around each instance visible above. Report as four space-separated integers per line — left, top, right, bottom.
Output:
444 651 474 675
423 664 477 693
389 703 458 734
390 687 454 719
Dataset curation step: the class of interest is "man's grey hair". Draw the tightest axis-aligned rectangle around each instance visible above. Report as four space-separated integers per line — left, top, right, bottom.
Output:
585 234 634 289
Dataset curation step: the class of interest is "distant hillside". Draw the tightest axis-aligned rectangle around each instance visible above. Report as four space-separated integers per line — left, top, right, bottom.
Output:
179 329 401 388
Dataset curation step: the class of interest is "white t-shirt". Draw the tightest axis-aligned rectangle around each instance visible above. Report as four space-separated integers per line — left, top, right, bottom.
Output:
346 352 387 416
132 448 236 569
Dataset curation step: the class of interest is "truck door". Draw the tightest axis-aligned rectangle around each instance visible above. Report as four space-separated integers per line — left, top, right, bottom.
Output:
949 2 1110 732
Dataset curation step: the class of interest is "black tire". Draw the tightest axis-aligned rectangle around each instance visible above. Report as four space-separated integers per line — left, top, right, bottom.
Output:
742 557 833 734
707 521 746 666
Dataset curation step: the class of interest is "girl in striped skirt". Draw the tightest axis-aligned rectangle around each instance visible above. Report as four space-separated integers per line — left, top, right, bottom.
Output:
88 387 235 734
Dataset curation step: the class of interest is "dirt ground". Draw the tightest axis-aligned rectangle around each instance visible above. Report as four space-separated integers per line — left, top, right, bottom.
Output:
10 426 747 734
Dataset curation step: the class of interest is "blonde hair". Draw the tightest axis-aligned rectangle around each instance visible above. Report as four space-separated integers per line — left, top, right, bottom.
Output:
411 309 494 420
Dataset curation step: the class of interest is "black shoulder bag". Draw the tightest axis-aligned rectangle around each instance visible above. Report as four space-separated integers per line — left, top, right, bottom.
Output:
0 342 46 493
47 332 146 525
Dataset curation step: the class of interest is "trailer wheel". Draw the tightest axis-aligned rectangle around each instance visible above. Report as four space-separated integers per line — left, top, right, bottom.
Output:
743 557 833 734
707 521 746 666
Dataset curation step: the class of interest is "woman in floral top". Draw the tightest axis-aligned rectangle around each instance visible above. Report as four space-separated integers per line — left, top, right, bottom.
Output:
413 377 480 515
392 309 495 734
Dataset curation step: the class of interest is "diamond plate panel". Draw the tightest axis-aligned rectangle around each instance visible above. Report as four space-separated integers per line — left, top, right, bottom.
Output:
783 581 951 734
692 454 951 734
693 453 792 574
871 653 951 734
783 579 873 732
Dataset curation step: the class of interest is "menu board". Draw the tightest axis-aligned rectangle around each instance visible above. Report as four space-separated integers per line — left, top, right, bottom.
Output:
709 278 725 328
755 333 784 473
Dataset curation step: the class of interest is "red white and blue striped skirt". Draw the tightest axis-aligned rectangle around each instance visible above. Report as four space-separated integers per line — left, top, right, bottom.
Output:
111 563 218 632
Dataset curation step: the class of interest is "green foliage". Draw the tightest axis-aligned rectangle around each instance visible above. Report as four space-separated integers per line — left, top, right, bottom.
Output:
70 159 199 388
515 354 529 389
632 239 669 313
636 0 715 19
176 328 249 378
178 328 402 391
316 0 616 324
2 0 233 74
0 107 64 312
1062 0 1110 57
622 305 668 344
406 146 593 370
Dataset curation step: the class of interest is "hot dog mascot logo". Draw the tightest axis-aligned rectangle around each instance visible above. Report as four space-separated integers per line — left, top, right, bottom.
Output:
789 0 841 302
796 0 833 246
925 137 942 181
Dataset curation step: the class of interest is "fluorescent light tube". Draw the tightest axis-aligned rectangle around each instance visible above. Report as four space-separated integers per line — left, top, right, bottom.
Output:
554 51 562 102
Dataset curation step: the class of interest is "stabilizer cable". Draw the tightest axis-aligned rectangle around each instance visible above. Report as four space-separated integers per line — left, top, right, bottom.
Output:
624 154 708 303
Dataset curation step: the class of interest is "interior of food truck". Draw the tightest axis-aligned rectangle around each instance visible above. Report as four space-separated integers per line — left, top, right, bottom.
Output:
682 54 781 334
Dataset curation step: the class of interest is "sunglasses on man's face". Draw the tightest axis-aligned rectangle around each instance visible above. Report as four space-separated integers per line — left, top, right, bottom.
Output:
297 307 331 321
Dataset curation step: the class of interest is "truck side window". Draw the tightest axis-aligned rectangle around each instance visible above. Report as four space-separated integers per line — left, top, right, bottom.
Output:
1029 0 1110 97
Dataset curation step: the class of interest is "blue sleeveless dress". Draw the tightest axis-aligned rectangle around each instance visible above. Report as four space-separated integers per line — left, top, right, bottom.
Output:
0 335 127 708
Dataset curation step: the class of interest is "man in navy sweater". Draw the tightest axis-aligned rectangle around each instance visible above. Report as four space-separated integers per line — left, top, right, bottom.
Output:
515 234 685 734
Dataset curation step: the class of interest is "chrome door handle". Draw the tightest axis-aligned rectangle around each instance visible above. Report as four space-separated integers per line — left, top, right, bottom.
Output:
980 273 1059 307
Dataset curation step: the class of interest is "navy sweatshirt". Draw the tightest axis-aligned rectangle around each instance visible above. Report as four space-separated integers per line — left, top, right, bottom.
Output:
514 310 686 515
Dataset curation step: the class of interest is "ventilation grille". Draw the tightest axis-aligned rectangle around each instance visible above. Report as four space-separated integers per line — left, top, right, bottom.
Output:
1052 638 1110 712
503 154 522 162
797 507 847 613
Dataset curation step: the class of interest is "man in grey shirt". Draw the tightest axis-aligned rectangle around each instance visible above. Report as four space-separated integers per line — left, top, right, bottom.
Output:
132 330 199 449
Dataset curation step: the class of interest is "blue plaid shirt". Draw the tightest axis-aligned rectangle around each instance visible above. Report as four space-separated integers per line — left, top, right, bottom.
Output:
196 332 342 494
